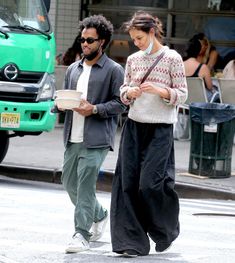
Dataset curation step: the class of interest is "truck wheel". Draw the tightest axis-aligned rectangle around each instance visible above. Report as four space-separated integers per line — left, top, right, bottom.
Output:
0 131 9 163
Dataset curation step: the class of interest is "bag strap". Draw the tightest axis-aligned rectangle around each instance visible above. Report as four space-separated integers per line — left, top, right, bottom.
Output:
140 51 165 84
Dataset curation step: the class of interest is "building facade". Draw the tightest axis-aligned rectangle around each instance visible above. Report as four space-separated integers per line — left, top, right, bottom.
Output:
50 0 235 67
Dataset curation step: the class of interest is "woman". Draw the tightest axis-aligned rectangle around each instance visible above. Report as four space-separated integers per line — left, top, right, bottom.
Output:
184 38 219 102
190 33 219 73
61 35 83 66
110 11 187 257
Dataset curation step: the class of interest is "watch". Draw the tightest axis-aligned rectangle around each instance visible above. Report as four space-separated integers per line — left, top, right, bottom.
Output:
92 105 98 114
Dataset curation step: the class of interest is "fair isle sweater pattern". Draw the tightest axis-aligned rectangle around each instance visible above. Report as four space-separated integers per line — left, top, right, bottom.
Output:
121 46 188 124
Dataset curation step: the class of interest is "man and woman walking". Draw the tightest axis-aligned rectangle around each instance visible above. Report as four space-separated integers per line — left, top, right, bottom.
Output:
56 11 187 257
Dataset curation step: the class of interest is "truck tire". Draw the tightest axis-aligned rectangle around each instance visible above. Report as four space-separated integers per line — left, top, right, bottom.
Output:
0 131 9 163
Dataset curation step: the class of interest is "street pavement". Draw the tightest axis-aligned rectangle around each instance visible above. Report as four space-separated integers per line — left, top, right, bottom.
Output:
0 125 235 200
0 178 235 263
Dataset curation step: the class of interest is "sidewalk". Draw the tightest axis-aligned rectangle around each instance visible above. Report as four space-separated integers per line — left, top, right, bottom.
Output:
0 126 235 200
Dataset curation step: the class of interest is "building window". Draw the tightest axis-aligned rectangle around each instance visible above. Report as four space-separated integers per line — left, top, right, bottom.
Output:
81 0 235 67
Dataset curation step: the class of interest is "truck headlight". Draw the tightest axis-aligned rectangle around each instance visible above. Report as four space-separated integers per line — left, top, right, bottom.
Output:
38 73 55 101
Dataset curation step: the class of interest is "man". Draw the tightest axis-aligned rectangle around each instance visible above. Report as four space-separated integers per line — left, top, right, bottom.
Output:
57 15 125 253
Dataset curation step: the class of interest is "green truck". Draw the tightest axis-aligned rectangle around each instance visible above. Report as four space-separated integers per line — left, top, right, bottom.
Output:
0 0 56 163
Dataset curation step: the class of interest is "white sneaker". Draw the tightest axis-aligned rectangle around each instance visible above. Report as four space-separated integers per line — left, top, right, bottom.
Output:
90 212 108 242
65 233 89 253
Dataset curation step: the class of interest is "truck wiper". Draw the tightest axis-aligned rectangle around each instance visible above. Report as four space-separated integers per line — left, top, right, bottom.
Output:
0 29 9 39
2 25 51 40
23 25 51 40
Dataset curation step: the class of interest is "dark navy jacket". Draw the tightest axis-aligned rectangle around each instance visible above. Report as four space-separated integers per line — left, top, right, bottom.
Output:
63 53 126 150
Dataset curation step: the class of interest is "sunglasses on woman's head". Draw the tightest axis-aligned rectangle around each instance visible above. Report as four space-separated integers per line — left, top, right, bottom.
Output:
78 37 100 44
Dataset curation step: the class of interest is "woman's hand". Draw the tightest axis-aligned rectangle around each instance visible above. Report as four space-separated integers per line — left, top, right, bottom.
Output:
140 82 170 99
140 82 159 94
126 86 142 99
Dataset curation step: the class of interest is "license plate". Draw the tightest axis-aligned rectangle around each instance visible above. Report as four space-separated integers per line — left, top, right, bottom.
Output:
0 112 20 128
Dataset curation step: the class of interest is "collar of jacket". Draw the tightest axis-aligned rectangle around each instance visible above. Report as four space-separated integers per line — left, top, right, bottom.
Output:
78 52 107 68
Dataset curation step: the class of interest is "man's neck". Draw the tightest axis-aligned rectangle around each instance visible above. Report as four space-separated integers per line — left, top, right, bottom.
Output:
85 52 103 66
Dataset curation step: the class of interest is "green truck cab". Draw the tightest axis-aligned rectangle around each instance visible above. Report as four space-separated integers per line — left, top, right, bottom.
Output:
0 0 56 163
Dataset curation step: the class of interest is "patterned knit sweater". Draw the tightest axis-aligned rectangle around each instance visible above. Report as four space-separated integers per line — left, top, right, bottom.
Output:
121 46 188 124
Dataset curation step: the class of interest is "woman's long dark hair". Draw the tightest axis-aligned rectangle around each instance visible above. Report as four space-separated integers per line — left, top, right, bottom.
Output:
62 35 82 66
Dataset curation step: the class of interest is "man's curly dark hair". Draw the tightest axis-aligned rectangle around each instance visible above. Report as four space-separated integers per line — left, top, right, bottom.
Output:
78 14 113 50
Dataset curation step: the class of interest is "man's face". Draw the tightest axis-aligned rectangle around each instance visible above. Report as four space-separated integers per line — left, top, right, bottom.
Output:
80 28 102 57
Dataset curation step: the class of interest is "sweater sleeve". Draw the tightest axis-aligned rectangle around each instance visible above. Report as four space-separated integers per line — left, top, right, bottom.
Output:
120 57 134 105
164 53 188 106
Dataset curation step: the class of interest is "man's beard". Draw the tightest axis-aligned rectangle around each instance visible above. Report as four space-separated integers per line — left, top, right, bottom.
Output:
84 46 101 61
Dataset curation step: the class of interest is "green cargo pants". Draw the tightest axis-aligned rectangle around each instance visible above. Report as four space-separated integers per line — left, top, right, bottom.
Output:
61 142 109 241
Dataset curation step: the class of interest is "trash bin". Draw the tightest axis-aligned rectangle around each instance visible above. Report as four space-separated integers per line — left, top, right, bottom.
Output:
189 102 235 178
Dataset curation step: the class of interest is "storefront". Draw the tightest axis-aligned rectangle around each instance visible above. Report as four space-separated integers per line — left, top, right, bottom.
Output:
51 0 234 68
79 0 235 66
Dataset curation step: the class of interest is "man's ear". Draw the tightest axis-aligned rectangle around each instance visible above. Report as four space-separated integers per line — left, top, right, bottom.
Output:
101 39 105 47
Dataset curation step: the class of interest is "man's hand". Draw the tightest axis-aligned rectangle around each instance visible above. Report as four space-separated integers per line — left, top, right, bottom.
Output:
72 99 94 116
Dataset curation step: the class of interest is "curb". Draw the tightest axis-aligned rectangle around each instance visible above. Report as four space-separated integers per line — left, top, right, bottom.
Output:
0 164 234 201
0 164 61 183
175 181 235 200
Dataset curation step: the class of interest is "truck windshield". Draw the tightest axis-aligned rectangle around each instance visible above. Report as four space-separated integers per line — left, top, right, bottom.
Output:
0 0 50 32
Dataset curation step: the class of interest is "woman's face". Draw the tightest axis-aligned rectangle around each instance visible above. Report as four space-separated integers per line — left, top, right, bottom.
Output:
129 28 151 51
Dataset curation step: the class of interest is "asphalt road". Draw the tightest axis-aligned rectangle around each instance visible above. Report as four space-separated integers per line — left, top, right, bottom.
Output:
0 176 235 263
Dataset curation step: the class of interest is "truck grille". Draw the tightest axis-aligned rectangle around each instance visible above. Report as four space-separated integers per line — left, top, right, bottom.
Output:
0 71 43 83
0 71 44 102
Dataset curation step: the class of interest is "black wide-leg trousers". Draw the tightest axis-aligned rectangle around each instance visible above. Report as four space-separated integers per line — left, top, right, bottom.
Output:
111 118 180 255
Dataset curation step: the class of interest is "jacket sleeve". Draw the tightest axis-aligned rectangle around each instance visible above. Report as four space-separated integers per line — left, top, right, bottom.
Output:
96 63 127 118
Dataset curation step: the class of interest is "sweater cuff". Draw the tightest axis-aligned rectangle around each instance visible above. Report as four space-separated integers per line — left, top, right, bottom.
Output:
164 87 177 105
121 90 134 105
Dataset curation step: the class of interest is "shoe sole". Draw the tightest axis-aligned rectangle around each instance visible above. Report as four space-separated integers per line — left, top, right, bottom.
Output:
122 252 138 258
65 246 89 253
